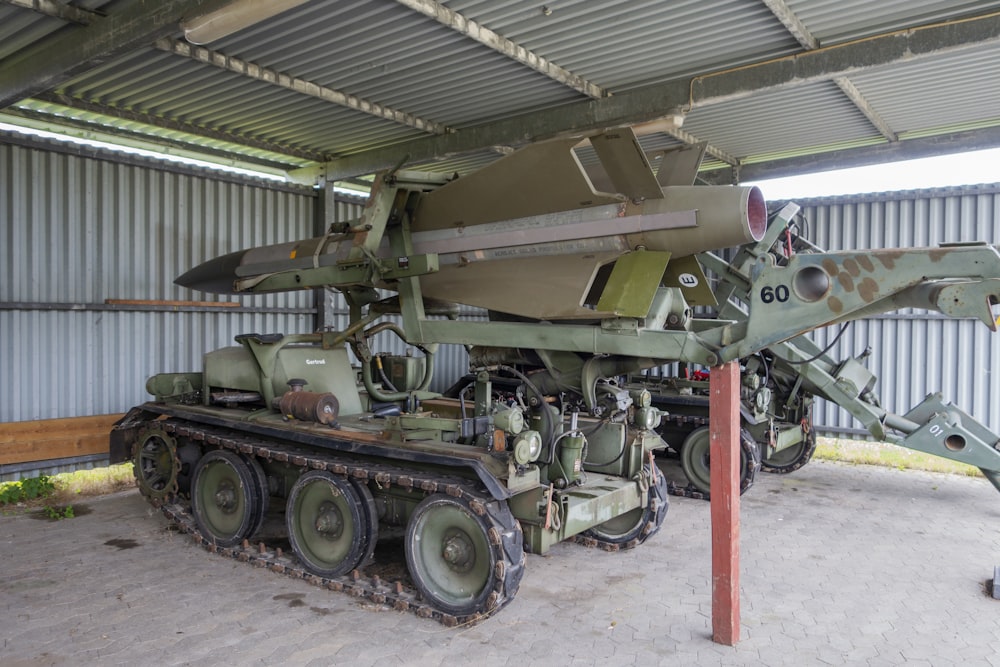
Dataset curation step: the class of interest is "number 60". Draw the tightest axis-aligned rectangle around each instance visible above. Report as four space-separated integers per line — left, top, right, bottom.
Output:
760 285 790 303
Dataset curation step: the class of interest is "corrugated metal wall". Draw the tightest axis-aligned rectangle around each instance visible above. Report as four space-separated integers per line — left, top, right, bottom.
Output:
0 145 478 435
1 139 317 423
797 185 1000 435
4 137 997 452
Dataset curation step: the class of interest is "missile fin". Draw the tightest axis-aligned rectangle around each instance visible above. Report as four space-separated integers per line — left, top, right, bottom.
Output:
589 128 664 200
663 254 718 307
595 250 672 317
653 142 709 187
417 253 621 320
413 137 622 232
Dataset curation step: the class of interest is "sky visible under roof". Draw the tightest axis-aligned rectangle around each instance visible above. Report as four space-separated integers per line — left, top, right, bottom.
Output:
746 146 1000 200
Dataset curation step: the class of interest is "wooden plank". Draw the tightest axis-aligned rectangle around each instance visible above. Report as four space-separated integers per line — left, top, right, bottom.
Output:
710 361 741 646
0 414 124 465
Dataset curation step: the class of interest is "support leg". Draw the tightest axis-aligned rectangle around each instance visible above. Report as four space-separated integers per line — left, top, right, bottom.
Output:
710 361 740 645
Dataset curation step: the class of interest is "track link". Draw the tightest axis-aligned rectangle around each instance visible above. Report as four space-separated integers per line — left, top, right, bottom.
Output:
145 418 526 627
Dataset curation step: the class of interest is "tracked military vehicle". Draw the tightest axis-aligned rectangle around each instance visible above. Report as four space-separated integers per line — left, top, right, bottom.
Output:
111 127 1000 621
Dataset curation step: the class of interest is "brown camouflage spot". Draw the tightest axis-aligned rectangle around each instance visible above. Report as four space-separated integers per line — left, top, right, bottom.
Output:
858 277 879 302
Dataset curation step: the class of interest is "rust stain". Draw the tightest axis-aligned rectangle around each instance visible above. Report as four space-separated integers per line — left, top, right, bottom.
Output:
858 277 879 303
838 272 855 292
928 248 950 262
828 296 844 314
843 258 860 278
857 254 875 273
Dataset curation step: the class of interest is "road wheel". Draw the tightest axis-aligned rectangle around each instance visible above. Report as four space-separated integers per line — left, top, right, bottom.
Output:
190 450 267 547
679 426 760 496
286 471 369 577
405 494 520 616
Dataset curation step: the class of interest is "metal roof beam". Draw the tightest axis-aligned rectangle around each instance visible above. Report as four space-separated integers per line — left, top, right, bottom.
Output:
394 0 605 99
2 105 304 172
1 0 100 25
29 91 326 162
154 38 449 135
760 0 898 142
760 0 819 49
832 76 898 142
0 0 234 109
321 12 1000 180
393 0 735 166
699 125 1000 183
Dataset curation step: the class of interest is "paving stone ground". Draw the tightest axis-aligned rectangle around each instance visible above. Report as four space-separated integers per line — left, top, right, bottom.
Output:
2 458 1000 666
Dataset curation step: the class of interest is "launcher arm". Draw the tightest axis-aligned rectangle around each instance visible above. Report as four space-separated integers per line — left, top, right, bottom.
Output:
715 243 1000 363
767 335 1000 491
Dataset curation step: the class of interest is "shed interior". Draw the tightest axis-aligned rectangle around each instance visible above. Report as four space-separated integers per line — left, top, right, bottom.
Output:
2 0 1000 476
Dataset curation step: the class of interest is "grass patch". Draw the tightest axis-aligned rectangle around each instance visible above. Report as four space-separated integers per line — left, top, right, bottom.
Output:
49 463 136 500
815 437 982 477
1 464 136 515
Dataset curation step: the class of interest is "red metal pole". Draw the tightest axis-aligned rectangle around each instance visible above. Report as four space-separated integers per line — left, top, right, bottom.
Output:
710 360 740 645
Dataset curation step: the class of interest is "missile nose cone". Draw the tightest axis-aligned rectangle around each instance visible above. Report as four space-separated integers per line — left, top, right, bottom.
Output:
175 250 247 294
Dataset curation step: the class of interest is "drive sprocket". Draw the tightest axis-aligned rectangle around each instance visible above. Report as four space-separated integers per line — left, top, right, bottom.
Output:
133 425 181 502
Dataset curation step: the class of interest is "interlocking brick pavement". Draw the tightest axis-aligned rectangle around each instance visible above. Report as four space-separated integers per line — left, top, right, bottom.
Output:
2 459 999 666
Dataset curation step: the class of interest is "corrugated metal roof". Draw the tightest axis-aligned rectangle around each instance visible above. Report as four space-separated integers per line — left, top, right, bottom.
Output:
786 0 1000 44
0 6 63 62
1 1 1000 184
683 81 882 160
212 0 586 127
850 41 1000 135
443 0 801 89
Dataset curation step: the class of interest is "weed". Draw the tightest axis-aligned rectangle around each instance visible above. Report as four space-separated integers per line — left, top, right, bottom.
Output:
42 505 75 520
0 475 57 505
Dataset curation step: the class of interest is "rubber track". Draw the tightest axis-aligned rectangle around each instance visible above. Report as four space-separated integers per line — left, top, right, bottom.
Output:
659 413 818 486
759 429 817 475
147 419 527 627
573 463 670 550
665 431 761 501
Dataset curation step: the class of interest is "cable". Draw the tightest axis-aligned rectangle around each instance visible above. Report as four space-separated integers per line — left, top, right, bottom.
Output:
782 322 851 365
756 351 770 388
481 365 557 458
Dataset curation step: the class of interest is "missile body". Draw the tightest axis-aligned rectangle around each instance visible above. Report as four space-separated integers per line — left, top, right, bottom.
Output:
176 128 766 319
177 184 764 319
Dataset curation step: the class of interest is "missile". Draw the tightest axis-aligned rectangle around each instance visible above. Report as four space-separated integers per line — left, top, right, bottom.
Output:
177 129 766 320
